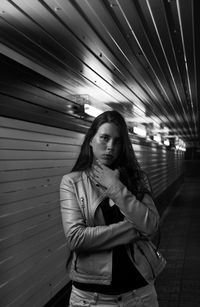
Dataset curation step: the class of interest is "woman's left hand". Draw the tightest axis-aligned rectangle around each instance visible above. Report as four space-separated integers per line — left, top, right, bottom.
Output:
91 160 120 189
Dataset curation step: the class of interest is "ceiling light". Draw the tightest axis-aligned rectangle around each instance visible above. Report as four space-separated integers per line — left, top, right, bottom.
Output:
84 104 103 117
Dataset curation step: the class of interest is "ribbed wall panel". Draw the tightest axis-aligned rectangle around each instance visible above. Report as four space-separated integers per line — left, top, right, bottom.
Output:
135 143 184 197
0 117 184 307
0 117 84 307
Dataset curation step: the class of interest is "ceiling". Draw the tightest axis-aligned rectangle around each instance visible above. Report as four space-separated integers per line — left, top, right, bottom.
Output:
0 0 199 147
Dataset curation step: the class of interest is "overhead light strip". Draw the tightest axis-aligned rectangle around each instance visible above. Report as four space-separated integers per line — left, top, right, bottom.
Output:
146 0 193 140
177 0 198 139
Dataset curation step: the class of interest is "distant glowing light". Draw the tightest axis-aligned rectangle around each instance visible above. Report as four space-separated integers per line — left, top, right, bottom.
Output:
164 139 170 146
153 134 162 144
133 126 147 137
176 138 186 151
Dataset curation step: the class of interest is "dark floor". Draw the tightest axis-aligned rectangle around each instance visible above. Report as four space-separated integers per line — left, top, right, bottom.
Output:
156 177 200 307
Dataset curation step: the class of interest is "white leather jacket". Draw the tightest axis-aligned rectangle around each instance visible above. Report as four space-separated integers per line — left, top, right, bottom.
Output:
60 171 159 285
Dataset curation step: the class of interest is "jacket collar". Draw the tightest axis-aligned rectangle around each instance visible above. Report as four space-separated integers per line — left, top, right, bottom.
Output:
81 171 108 217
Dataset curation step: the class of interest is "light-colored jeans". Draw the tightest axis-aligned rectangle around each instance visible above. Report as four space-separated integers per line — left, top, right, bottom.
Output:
69 284 159 307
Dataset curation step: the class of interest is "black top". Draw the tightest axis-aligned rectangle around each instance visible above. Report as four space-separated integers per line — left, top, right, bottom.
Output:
74 198 147 294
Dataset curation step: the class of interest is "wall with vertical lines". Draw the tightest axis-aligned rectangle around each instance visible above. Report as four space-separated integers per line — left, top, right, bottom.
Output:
0 116 184 307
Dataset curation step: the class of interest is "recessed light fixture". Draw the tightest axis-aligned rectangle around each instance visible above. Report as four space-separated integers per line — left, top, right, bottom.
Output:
84 104 103 117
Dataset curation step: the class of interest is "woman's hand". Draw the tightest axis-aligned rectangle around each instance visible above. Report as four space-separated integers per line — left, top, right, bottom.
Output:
90 160 120 189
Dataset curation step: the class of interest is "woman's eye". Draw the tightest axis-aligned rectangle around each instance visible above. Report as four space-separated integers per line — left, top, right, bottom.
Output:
100 135 109 141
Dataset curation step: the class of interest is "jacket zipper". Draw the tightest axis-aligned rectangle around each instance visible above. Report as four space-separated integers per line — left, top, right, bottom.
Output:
74 253 78 271
136 243 156 279
74 196 86 272
80 197 86 223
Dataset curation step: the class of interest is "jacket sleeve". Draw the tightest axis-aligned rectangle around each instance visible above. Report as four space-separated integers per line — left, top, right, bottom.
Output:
60 175 139 253
106 175 159 236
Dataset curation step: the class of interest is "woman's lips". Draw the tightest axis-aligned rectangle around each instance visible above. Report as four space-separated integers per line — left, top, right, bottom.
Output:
102 154 113 160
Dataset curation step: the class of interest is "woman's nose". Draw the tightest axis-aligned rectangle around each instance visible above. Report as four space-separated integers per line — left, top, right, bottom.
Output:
107 139 114 150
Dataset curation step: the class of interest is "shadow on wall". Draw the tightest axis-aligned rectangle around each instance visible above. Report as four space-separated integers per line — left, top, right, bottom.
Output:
184 160 200 177
184 147 200 177
185 147 200 160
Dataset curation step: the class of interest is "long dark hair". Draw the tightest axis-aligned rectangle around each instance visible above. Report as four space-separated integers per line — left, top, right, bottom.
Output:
72 110 150 196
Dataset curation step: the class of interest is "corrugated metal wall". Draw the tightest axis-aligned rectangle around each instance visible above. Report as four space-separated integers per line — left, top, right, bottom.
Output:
0 116 184 307
0 116 84 307
133 142 184 198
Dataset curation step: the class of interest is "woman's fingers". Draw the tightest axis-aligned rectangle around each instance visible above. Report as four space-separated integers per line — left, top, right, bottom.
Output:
93 165 101 174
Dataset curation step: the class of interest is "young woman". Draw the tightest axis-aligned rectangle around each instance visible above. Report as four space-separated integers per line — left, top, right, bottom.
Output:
60 110 160 306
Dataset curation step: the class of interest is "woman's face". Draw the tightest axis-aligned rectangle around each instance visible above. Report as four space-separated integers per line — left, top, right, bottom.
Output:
90 122 121 167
